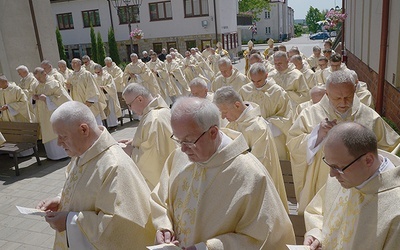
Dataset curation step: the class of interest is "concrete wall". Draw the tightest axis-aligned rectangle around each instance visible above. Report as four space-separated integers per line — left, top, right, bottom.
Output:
0 0 59 82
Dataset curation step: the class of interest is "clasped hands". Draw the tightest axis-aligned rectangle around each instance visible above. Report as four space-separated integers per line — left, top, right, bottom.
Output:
156 229 196 250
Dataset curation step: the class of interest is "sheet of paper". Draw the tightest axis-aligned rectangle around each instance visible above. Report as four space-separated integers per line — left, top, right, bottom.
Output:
286 245 311 250
147 243 181 250
16 205 46 216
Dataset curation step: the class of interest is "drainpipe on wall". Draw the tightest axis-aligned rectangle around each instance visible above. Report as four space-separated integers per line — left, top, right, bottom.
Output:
29 0 43 61
213 0 218 43
341 0 346 63
107 0 114 30
376 0 390 115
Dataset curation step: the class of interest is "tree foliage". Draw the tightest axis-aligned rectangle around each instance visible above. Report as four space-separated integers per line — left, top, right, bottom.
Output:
90 26 98 63
108 27 121 65
96 32 106 66
55 28 68 63
294 24 303 37
238 0 270 21
305 6 324 33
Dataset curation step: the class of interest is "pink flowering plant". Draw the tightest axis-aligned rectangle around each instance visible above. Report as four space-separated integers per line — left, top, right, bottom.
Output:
130 28 144 40
324 9 347 30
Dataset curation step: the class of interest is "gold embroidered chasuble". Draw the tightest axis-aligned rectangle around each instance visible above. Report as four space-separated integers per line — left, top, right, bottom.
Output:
305 165 400 249
32 77 71 143
225 104 288 211
54 128 155 249
131 95 177 189
211 67 250 93
287 95 400 214
0 83 33 122
151 130 295 249
239 80 293 160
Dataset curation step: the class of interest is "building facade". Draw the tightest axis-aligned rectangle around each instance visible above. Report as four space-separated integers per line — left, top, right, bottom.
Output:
51 0 240 62
341 0 400 128
0 0 59 82
240 0 294 42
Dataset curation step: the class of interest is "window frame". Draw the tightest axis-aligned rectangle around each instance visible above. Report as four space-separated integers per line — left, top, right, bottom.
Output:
184 0 209 18
82 9 101 28
117 5 140 24
57 12 74 30
149 1 173 21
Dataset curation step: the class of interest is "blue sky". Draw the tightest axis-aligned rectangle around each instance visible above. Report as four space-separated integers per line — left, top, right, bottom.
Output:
289 0 342 19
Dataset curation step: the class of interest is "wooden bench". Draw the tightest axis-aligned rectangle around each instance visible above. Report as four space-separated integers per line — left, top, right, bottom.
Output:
0 122 41 176
117 92 133 126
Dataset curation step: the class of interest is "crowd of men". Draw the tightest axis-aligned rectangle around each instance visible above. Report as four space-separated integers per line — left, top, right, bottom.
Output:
1 41 400 249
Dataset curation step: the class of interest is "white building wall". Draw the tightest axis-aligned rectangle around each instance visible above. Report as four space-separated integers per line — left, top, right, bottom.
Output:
345 0 400 86
0 0 59 82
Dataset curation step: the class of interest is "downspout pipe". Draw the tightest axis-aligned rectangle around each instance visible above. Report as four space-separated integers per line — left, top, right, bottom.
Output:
29 0 43 61
376 0 390 114
213 0 218 43
108 0 114 30
341 0 346 62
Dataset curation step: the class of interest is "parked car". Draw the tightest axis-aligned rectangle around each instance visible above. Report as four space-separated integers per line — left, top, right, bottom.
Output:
309 32 330 40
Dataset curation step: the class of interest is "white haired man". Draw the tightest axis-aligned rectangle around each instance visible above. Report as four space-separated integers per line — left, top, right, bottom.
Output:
81 55 96 74
66 58 107 125
36 101 154 249
103 57 125 92
213 86 288 211
291 54 317 89
304 122 400 249
57 60 73 86
287 70 400 214
41 60 66 87
123 53 161 97
32 67 71 160
120 83 177 190
211 57 250 92
269 51 310 108
151 97 295 249
164 54 190 96
0 73 34 123
93 64 122 129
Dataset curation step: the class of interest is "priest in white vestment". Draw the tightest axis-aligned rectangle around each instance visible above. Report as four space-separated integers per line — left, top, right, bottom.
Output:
239 63 293 160
36 101 155 249
93 64 122 128
287 70 400 214
66 58 107 125
304 122 400 250
123 53 161 97
103 57 125 92
150 97 295 250
211 57 250 92
269 51 310 108
120 83 177 190
214 86 288 211
32 67 71 160
0 74 34 123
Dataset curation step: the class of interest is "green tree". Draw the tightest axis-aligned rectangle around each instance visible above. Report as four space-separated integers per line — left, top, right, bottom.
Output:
90 26 98 62
294 24 303 37
305 6 324 33
55 28 68 63
96 32 106 66
238 0 270 21
108 27 120 65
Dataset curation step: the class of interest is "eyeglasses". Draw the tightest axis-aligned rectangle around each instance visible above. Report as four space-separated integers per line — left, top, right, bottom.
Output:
170 126 214 148
125 95 140 108
322 153 367 174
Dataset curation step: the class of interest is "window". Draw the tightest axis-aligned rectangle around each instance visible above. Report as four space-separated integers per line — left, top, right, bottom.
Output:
57 13 74 30
149 1 172 21
118 5 140 24
266 27 271 34
201 40 211 51
184 0 209 18
72 49 80 59
185 40 196 51
265 11 271 19
167 42 176 52
82 9 100 27
153 43 163 54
